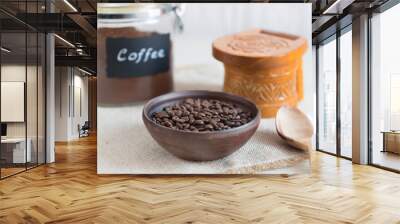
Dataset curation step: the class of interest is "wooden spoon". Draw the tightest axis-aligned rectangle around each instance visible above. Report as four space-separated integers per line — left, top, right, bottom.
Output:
275 106 314 152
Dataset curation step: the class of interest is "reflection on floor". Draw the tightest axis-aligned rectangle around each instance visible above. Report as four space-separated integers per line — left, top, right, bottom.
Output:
373 150 400 171
0 163 41 178
0 167 25 178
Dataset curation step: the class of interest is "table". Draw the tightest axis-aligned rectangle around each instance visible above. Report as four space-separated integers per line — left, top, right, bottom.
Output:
381 131 400 154
1 138 31 164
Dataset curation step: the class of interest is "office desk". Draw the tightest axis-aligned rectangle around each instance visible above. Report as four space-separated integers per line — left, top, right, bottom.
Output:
1 138 31 163
382 131 400 154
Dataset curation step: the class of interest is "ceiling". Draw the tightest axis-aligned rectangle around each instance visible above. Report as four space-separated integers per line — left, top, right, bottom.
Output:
0 0 97 73
311 0 393 43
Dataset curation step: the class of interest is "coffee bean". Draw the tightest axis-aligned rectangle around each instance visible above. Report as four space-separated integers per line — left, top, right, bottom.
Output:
205 124 213 130
222 107 230 114
164 121 173 127
194 120 204 125
210 119 218 126
175 110 183 117
194 99 201 108
185 98 194 105
224 121 235 126
155 111 169 118
151 98 254 132
202 100 211 108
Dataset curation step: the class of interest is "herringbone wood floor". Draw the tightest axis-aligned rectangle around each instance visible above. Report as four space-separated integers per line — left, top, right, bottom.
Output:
1 135 400 224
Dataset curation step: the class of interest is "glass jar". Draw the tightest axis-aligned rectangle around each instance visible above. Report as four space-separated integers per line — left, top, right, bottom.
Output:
97 3 183 105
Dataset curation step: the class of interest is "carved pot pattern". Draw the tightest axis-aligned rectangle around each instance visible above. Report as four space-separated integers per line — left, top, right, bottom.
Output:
223 60 302 118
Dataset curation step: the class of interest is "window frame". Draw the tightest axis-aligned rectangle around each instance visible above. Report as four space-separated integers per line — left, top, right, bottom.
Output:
315 24 352 161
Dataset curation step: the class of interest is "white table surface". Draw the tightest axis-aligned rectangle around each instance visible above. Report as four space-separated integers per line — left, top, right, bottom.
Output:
1 137 31 163
1 138 26 143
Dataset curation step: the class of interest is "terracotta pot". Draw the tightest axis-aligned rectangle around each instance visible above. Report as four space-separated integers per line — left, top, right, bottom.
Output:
213 29 307 118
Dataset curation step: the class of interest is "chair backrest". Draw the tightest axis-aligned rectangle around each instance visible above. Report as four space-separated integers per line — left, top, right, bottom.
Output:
82 121 90 129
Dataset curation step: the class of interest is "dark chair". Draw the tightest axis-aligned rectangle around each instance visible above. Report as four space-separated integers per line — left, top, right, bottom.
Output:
79 121 90 138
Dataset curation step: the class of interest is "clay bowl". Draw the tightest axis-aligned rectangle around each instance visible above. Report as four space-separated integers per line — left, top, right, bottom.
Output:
142 90 261 161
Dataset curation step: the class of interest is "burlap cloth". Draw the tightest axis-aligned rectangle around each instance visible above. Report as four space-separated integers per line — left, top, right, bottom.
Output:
98 64 310 174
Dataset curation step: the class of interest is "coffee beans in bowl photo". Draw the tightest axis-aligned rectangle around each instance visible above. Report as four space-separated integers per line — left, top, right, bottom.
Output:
143 90 261 161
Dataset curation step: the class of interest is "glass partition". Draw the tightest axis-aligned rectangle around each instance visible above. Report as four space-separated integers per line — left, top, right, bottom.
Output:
38 32 45 165
0 1 46 179
27 31 38 169
0 30 28 177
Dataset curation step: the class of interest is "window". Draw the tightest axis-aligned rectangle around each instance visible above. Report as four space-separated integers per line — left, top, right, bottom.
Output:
340 29 352 158
316 26 353 159
390 74 400 130
370 3 400 171
317 37 337 154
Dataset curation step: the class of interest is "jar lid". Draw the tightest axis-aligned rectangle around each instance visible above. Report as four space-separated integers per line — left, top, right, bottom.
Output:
213 29 307 66
98 3 176 21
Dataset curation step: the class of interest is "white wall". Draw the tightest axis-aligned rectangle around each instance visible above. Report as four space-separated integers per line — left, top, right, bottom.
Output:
54 67 89 141
1 65 25 140
1 64 46 164
1 65 27 141
1 65 38 138
71 73 89 138
1 82 25 122
55 66 68 141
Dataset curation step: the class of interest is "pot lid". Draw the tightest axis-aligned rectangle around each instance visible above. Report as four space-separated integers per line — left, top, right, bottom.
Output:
212 29 307 66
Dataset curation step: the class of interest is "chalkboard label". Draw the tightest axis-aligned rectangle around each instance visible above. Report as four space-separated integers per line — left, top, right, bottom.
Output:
106 34 170 78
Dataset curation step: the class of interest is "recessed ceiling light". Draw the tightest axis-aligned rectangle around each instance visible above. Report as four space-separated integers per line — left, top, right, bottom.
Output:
54 34 75 48
63 0 78 12
322 0 354 15
1 47 11 53
78 67 93 76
